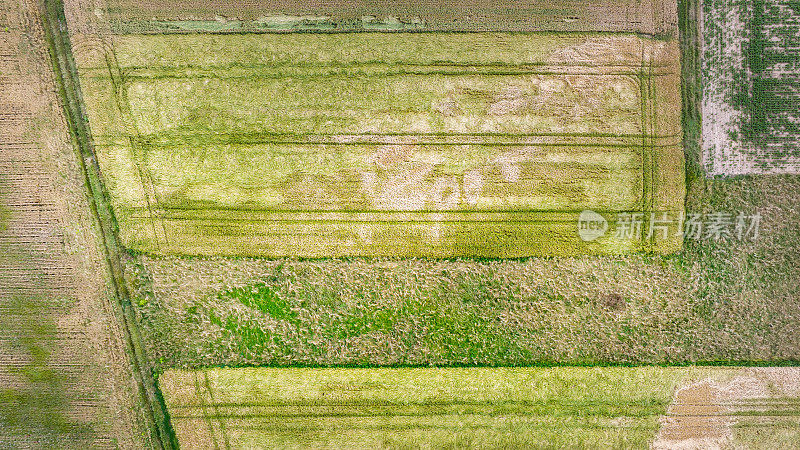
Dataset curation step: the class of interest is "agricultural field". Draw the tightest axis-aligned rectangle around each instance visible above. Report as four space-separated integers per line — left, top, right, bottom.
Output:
0 0 152 446
75 32 684 257
702 0 800 174
159 367 800 449
1 0 798 447
60 0 799 369
101 0 677 35
130 171 800 367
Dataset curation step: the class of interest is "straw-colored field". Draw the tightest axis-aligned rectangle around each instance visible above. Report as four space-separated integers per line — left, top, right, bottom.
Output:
75 32 684 257
0 0 152 446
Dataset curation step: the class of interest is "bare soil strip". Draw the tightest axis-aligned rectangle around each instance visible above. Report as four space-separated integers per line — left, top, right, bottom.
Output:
101 0 677 35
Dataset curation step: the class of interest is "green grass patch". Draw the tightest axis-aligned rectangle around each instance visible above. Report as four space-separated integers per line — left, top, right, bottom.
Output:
219 283 296 322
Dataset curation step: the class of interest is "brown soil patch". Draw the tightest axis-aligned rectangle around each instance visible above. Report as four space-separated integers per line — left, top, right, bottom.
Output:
656 380 730 445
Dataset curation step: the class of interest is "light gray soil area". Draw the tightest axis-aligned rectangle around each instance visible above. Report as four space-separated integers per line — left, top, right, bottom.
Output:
0 0 150 447
702 0 800 175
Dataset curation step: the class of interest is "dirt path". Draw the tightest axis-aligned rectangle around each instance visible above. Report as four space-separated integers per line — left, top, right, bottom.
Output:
653 379 732 449
0 0 152 446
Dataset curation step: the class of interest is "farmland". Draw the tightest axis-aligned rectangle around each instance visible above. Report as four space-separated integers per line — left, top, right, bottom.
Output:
702 0 800 174
131 174 800 368
57 0 799 369
160 366 705 448
159 366 800 448
0 0 153 446
98 0 800 369
102 0 677 35
2 0 798 446
75 32 684 257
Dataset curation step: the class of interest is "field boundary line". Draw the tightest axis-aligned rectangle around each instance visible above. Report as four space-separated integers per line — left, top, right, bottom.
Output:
37 0 177 448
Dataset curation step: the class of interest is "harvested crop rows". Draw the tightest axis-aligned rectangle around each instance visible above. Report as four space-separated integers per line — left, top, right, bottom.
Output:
0 0 149 446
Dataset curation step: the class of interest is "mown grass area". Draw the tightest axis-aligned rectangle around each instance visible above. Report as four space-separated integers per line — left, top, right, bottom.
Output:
159 366 727 448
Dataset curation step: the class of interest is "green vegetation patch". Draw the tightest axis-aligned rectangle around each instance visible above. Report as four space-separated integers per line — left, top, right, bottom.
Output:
132 254 698 367
218 283 297 322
